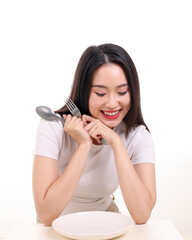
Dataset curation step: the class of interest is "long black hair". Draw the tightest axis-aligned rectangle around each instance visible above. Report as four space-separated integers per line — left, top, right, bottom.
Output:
55 43 149 135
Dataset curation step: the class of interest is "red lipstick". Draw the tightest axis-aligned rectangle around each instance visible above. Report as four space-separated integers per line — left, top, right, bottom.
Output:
101 110 121 119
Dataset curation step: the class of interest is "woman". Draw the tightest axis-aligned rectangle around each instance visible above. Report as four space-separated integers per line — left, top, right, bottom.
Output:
33 43 156 226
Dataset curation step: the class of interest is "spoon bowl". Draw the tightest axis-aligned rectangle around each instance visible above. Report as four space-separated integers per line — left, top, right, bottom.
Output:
36 106 65 124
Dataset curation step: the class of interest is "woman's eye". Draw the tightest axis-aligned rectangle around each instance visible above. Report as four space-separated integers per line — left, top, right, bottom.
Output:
118 91 127 96
95 92 105 97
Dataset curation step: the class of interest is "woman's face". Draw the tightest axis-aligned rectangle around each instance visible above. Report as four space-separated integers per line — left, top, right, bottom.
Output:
89 63 131 128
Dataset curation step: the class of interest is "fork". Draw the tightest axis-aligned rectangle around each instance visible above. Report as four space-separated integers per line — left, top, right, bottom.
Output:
64 97 108 145
64 97 82 118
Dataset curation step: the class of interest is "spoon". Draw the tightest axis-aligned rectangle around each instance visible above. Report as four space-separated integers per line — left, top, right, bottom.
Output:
36 106 65 124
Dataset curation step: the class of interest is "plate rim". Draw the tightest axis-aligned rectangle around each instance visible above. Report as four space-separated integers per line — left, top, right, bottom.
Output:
52 211 133 239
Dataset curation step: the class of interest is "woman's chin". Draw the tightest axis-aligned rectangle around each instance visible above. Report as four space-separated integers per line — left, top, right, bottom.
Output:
100 118 121 128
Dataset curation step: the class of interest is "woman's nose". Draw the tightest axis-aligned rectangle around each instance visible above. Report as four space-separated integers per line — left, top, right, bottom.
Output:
105 94 118 109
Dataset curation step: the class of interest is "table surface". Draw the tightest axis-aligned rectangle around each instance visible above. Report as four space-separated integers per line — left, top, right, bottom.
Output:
6 220 183 240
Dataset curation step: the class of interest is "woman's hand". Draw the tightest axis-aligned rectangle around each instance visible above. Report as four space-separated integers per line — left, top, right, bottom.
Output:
82 115 120 145
63 114 92 146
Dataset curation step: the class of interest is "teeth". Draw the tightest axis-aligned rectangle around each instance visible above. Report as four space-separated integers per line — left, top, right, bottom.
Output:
103 110 119 116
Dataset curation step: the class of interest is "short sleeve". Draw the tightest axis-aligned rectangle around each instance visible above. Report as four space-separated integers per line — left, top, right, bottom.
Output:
130 126 155 165
33 120 63 160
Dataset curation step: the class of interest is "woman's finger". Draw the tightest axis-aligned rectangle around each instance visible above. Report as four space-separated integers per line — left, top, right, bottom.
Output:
82 114 97 124
63 114 72 124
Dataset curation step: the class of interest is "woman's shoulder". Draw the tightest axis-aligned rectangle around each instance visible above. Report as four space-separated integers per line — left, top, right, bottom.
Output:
38 119 63 130
131 124 151 136
116 124 154 164
37 119 64 141
115 122 149 134
129 125 153 144
115 123 153 145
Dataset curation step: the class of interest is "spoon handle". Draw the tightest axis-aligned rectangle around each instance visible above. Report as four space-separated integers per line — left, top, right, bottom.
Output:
56 116 65 125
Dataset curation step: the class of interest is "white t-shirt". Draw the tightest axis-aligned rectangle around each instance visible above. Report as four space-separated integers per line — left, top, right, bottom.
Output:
34 120 155 215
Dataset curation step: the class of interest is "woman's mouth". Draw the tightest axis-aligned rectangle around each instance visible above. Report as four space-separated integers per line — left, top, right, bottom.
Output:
100 110 121 119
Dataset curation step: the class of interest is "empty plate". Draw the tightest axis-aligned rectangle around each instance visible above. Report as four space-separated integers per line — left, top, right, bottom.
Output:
52 211 133 240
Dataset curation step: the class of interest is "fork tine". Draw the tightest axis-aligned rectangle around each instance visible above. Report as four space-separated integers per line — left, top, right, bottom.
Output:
64 98 72 111
68 98 76 109
64 97 82 118
64 97 75 112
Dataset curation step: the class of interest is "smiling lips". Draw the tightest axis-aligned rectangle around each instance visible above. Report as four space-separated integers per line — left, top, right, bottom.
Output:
101 110 121 119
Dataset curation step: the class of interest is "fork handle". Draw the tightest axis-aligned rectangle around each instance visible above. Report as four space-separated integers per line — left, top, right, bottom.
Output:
101 137 108 145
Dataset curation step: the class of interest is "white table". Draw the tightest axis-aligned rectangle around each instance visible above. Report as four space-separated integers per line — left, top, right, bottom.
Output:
7 220 183 240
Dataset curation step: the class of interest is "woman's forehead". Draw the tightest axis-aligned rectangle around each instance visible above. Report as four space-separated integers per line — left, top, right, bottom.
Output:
92 63 128 86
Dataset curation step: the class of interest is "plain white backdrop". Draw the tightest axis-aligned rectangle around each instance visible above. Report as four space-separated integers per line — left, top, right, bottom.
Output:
0 0 192 237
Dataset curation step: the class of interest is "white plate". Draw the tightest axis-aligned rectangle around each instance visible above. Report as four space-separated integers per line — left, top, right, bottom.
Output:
52 211 133 240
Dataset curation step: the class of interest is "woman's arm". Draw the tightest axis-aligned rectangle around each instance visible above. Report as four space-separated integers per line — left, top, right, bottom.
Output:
33 143 91 226
33 115 92 226
83 115 156 224
111 136 156 224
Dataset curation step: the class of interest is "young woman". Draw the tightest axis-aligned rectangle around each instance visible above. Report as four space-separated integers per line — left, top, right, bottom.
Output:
33 43 156 226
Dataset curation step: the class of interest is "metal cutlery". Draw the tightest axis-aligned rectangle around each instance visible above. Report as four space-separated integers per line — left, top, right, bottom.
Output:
64 97 82 118
64 97 108 145
35 98 108 145
35 106 65 124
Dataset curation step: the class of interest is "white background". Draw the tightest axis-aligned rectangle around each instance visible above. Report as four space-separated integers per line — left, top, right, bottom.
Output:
0 0 192 237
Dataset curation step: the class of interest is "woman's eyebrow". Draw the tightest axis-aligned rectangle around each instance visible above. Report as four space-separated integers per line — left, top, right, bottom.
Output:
116 83 128 88
91 83 128 89
91 84 107 89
